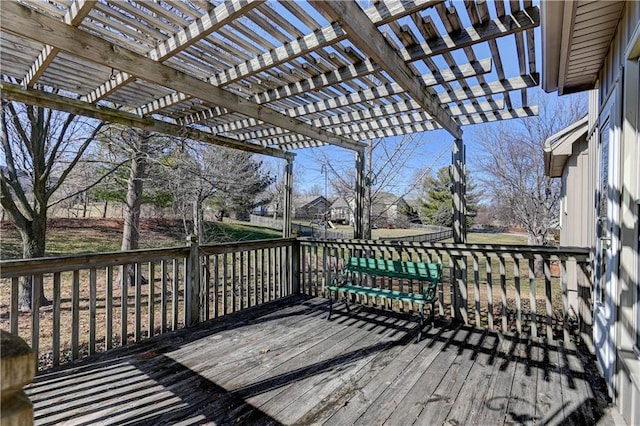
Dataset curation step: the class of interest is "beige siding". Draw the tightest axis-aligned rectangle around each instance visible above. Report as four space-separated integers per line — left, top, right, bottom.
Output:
559 139 590 248
595 2 640 424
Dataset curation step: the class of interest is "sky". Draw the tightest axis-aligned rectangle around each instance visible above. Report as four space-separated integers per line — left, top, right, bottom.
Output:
276 0 589 200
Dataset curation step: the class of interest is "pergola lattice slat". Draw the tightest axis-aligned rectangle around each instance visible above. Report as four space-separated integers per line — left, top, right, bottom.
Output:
1 0 540 158
311 0 461 138
1 1 364 152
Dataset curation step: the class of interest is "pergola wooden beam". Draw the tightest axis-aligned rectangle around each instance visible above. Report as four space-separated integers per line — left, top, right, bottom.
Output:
20 0 96 87
400 6 540 62
1 1 364 152
0 82 293 160
201 98 507 138
177 57 492 125
135 0 443 117
80 0 265 104
311 0 462 139
229 107 538 148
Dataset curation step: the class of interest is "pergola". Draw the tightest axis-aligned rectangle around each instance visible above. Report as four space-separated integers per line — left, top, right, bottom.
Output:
0 0 539 241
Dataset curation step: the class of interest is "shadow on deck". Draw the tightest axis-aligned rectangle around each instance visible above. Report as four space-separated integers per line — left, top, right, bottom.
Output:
27 296 621 425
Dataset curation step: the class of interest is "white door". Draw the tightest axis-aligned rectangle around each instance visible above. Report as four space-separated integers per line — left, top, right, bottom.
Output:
593 84 621 391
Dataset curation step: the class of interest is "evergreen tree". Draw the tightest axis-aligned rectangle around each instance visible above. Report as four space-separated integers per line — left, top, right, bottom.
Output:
419 167 479 228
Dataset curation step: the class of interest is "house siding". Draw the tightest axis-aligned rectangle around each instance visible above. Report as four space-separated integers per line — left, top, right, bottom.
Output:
589 3 640 423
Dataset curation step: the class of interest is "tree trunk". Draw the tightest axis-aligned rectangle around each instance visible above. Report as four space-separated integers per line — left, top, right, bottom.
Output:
82 193 88 218
17 216 49 311
528 232 545 277
121 131 149 251
121 130 150 285
102 200 108 218
192 196 204 242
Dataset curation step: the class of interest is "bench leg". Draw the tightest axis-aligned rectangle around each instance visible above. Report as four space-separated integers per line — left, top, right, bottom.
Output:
328 292 334 320
343 295 350 313
416 308 425 344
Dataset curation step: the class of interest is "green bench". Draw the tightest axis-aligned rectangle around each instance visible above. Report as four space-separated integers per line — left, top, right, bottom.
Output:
325 257 442 342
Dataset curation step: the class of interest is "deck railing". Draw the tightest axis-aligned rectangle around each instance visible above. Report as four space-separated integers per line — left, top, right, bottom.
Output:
0 237 297 369
298 239 592 344
1 236 592 370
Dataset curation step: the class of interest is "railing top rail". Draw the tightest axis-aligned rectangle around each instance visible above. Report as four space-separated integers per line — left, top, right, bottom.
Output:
0 238 300 278
0 246 192 278
199 238 297 255
297 238 591 261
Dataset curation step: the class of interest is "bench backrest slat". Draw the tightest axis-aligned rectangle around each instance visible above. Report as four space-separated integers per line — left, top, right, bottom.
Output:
345 257 442 283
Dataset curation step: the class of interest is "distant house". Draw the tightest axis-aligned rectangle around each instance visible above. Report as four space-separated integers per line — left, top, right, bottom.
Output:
329 192 410 227
293 195 330 219
329 197 353 224
370 192 409 227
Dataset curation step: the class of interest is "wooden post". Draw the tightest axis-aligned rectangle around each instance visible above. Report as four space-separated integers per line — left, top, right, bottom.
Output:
1 331 36 425
354 148 366 239
283 158 293 238
452 137 467 244
451 137 468 322
186 234 200 327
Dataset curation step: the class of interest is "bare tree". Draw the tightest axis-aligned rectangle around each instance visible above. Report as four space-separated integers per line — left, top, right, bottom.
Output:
0 99 105 310
157 141 273 242
317 134 446 234
120 129 152 252
474 92 587 246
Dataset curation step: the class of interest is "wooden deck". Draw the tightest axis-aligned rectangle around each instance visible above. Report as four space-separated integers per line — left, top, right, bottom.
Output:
27 296 621 425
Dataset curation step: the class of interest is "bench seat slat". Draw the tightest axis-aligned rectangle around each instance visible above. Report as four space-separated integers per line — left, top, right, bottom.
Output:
325 284 433 304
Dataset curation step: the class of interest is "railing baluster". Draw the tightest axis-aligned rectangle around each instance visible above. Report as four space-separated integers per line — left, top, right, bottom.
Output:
500 256 507 333
448 255 455 320
32 274 41 364
121 265 128 345
239 252 244 310
172 259 178 331
529 258 537 338
268 247 273 301
203 256 210 321
10 277 18 335
487 258 493 330
160 260 167 333
514 257 521 335
52 272 61 366
314 245 319 297
231 252 237 313
248 250 253 308
223 253 229 314
322 246 328 298
301 245 307 295
106 266 113 350
544 258 553 340
182 257 189 326
260 249 266 302
561 259 569 342
306 246 312 296
148 261 155 337
213 255 219 318
473 254 480 328
437 252 444 316
135 263 142 342
72 270 80 360
89 268 97 355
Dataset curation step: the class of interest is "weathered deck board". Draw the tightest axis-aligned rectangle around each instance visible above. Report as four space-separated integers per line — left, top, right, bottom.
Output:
26 296 619 426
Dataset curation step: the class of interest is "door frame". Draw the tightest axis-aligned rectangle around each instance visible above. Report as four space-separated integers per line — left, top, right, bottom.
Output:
594 80 622 391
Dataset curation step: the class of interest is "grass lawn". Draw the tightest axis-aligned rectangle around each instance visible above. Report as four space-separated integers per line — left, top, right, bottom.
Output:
0 218 282 260
448 231 528 245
